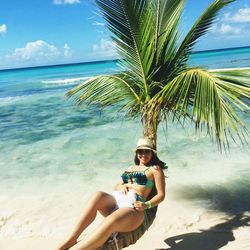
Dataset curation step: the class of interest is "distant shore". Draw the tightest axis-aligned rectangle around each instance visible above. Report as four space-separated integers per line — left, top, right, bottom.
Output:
1 45 250 72
193 45 250 54
210 67 250 71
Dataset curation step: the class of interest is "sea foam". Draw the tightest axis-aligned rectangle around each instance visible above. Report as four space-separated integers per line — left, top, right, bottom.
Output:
42 76 90 86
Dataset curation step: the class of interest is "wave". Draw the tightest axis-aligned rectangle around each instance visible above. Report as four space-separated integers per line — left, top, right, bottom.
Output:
0 92 55 106
0 95 28 105
42 76 90 86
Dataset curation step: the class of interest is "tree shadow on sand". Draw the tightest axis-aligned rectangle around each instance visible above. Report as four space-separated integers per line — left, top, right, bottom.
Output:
156 213 249 250
156 179 250 250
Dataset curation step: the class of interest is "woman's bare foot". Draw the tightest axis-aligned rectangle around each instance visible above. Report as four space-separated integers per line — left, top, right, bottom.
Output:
56 238 77 250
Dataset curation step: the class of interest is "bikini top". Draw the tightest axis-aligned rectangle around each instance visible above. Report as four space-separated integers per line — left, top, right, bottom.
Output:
121 166 154 189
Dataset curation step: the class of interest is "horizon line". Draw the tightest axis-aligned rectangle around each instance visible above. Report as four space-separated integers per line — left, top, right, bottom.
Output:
1 45 250 72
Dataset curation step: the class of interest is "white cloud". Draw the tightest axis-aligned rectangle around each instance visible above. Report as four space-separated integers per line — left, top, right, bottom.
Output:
224 8 250 23
53 0 80 5
209 23 239 35
5 40 60 65
0 24 7 34
64 43 73 58
218 24 241 35
0 40 79 69
92 38 117 57
210 7 250 38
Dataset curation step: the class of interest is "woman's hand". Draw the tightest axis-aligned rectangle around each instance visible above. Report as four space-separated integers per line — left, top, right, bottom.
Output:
116 183 129 194
133 201 147 211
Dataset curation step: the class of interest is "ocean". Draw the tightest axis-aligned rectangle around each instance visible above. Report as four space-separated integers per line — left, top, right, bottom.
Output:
0 46 249 240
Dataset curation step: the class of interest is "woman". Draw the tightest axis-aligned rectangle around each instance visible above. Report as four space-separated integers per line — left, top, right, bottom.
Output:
57 138 166 250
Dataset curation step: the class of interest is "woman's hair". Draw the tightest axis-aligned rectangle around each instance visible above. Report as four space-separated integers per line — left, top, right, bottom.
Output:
134 151 167 169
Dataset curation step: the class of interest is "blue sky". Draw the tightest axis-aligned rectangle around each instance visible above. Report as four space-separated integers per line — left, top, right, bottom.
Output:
0 0 250 69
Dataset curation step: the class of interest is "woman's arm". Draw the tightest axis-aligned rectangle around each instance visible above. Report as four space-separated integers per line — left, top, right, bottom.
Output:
134 166 165 211
147 166 165 207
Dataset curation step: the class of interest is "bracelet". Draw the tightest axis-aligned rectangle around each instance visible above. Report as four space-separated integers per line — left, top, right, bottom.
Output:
145 201 152 209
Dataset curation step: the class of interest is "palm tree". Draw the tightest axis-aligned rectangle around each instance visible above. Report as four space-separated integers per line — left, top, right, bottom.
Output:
66 0 250 150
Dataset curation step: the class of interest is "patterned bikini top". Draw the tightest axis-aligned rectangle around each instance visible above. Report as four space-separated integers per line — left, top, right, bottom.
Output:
121 166 154 189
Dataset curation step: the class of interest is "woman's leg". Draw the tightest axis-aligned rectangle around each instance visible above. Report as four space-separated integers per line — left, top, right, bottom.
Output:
69 208 144 250
56 191 116 250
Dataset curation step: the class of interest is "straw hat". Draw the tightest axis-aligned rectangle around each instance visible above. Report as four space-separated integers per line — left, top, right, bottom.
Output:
134 138 157 153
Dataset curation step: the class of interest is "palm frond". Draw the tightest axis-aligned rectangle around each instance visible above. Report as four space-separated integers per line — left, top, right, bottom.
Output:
148 0 185 85
150 68 249 148
171 0 235 71
96 0 156 100
155 0 185 66
66 75 140 109
210 68 250 87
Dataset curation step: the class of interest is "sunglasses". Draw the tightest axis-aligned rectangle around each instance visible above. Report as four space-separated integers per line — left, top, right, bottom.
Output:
136 149 152 154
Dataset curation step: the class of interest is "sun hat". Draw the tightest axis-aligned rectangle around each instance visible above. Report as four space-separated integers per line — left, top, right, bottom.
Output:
134 138 157 153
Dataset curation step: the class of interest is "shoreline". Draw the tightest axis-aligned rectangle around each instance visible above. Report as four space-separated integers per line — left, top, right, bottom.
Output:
0 122 249 249
0 120 249 249
209 67 250 71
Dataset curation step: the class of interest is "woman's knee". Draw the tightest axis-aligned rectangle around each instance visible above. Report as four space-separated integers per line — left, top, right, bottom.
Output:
92 191 107 201
90 191 115 212
86 191 106 207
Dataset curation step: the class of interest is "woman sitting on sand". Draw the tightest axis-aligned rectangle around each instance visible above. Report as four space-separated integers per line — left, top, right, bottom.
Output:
57 138 166 250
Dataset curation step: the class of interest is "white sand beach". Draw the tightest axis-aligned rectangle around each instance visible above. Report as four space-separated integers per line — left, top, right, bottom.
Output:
0 199 249 250
0 155 249 250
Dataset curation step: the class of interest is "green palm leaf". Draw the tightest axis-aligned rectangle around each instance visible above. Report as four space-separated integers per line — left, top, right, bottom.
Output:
66 74 143 116
96 0 155 100
151 68 250 148
170 0 235 73
210 68 250 87
150 0 185 83
154 0 184 66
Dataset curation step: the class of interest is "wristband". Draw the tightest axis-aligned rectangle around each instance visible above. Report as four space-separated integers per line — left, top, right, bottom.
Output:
145 201 152 209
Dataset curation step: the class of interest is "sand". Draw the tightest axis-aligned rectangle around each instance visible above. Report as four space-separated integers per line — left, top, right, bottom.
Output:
0 195 249 250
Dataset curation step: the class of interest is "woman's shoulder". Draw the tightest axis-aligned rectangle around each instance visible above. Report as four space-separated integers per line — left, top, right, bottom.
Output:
150 165 160 170
150 165 164 174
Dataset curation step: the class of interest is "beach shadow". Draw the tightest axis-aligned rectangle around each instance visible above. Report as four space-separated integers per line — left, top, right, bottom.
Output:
175 179 250 215
157 213 250 250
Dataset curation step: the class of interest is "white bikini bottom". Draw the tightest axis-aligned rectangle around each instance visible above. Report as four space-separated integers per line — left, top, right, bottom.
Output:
112 190 149 230
112 189 137 208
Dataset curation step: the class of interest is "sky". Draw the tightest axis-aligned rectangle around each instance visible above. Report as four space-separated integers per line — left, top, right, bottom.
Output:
0 0 250 70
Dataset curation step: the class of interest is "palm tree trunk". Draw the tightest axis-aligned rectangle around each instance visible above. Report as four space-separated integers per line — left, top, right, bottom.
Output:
142 110 160 150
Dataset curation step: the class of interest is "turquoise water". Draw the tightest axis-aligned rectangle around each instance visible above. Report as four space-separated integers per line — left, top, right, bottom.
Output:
190 46 250 69
0 47 249 238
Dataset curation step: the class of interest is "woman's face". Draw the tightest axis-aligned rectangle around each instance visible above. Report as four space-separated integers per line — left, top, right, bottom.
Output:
136 149 153 166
